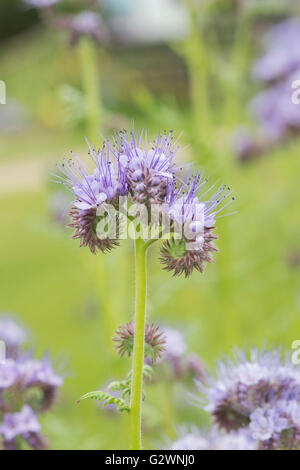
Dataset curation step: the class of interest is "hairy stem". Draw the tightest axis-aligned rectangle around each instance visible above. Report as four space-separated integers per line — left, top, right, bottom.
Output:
78 36 102 141
130 238 147 450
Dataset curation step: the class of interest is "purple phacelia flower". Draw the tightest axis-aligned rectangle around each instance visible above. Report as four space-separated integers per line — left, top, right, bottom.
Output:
253 19 300 83
57 126 233 277
0 316 27 358
0 405 46 450
170 432 209 450
210 429 256 451
160 174 233 277
60 10 109 46
231 128 262 163
17 358 63 411
158 328 206 381
170 428 256 450
250 71 300 142
250 400 300 450
0 360 19 390
201 348 300 433
57 140 127 254
114 128 180 205
162 328 186 361
23 0 60 8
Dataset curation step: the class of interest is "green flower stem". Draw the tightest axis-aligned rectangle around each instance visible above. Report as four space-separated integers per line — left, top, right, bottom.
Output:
223 9 252 126
130 238 148 450
78 36 102 141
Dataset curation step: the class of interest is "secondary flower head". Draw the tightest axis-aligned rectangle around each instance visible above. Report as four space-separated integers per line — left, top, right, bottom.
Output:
201 348 300 433
0 405 46 450
0 316 27 358
160 174 232 277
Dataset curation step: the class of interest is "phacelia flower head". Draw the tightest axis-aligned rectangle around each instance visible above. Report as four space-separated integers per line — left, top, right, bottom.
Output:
0 405 46 450
113 128 180 205
57 125 233 277
57 140 127 254
60 10 109 46
113 322 166 361
201 348 300 433
0 316 27 358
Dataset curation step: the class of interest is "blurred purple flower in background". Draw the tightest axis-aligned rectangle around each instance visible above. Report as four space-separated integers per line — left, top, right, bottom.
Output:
0 317 63 450
157 327 206 382
0 405 46 450
234 17 300 161
59 10 109 46
23 0 60 8
250 70 300 141
232 128 263 163
0 316 27 358
253 19 300 84
0 360 19 390
170 428 256 450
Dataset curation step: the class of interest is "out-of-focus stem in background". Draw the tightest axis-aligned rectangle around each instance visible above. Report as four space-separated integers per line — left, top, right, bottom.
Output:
77 36 102 142
183 0 212 153
223 6 253 126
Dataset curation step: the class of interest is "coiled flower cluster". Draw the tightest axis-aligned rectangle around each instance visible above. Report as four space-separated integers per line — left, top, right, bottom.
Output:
57 126 233 277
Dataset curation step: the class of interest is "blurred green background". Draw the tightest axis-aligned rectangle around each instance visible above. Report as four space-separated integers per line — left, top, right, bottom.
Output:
0 0 299 449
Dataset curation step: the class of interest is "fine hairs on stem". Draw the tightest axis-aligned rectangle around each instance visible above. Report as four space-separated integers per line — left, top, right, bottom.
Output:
130 239 148 449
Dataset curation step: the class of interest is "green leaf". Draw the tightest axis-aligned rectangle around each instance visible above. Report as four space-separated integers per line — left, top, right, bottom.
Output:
77 390 130 412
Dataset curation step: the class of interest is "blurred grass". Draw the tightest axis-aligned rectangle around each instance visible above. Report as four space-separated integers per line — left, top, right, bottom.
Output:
0 19 300 450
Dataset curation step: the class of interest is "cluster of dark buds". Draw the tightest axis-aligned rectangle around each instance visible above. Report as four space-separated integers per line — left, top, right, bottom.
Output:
0 315 63 450
113 322 166 362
